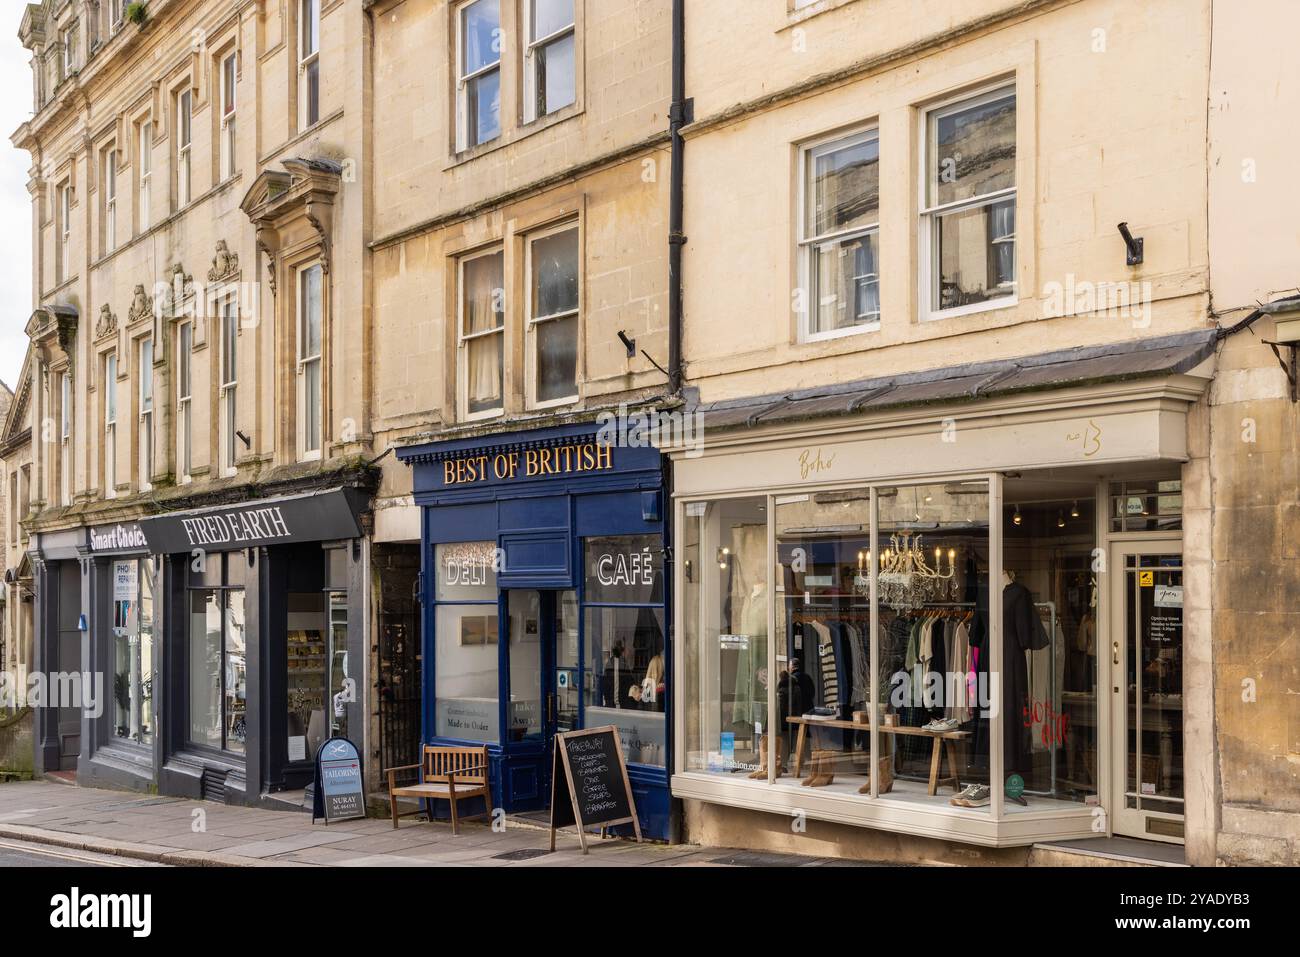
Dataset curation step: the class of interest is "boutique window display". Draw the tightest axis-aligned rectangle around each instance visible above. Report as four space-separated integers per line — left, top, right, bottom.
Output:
872 482 992 811
772 490 874 791
1003 478 1100 808
682 497 771 775
680 481 1034 812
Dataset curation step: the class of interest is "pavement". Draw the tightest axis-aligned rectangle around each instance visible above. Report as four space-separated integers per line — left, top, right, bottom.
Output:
0 779 850 868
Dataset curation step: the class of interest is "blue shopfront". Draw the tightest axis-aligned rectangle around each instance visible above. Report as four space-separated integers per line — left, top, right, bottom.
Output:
397 423 672 840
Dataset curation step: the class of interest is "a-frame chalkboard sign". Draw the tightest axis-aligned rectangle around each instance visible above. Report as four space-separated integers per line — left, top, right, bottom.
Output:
549 726 643 854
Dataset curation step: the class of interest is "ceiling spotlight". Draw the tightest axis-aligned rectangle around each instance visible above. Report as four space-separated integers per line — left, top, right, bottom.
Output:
1057 511 1066 529
1012 504 1022 526
1070 500 1080 519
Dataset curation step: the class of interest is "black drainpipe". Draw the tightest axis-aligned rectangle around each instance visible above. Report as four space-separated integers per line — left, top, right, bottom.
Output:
667 0 689 396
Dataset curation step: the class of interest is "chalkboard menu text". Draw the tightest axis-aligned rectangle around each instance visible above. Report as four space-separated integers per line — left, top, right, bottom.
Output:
549 726 642 854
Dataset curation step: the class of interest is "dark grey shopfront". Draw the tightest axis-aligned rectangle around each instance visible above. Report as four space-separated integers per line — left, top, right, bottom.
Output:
135 487 371 806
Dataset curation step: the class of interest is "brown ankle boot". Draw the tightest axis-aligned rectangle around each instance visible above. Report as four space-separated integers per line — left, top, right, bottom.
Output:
771 735 787 780
806 750 835 787
748 734 769 779
801 749 821 786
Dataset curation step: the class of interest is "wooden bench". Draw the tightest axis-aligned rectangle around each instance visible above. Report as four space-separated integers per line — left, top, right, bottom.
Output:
386 745 493 834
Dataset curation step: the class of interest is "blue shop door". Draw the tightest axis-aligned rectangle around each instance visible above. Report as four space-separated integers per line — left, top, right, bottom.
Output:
500 590 578 810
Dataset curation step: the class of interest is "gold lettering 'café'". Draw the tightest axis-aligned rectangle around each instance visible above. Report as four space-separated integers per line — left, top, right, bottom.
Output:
442 441 614 486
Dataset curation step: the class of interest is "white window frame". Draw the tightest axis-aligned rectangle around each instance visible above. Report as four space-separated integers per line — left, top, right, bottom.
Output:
59 372 72 506
103 352 117 499
918 82 1018 323
109 1 124 34
523 0 577 124
138 336 153 491
525 222 580 409
219 297 239 476
176 320 193 484
299 0 321 129
457 247 506 422
176 88 192 208
59 182 73 282
103 148 117 255
62 26 77 78
138 120 152 232
220 52 238 181
797 125 882 343
296 263 324 461
455 0 502 152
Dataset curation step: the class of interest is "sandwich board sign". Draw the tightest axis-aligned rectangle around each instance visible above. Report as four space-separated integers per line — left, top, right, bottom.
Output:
312 737 366 825
549 726 642 854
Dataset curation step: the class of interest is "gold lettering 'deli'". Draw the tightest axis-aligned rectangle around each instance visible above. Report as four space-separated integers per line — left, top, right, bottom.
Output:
443 442 614 486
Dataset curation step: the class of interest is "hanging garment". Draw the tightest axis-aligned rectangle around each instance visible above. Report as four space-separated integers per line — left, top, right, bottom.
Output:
846 622 870 708
946 620 972 724
1002 581 1037 775
730 588 769 726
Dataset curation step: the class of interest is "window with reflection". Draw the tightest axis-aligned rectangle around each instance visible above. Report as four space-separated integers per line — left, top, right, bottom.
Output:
1004 477 1099 808
774 490 872 789
584 534 665 766
869 483 992 809
112 558 154 745
682 498 769 775
187 553 247 753
923 85 1017 315
433 542 499 743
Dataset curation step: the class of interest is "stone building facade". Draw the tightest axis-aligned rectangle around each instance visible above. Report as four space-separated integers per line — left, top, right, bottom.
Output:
7 0 1295 864
12 0 377 806
665 0 1298 866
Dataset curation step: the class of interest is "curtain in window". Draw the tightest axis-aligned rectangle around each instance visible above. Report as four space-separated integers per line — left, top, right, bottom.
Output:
464 254 503 410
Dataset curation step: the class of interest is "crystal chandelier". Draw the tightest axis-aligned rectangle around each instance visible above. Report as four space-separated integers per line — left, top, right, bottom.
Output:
853 533 958 612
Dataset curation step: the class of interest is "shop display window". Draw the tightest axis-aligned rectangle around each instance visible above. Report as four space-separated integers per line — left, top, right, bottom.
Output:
188 588 247 753
507 590 544 741
111 558 154 745
186 553 248 754
1004 476 1100 808
583 535 666 767
433 542 500 743
680 475 1106 826
682 497 770 775
871 482 991 810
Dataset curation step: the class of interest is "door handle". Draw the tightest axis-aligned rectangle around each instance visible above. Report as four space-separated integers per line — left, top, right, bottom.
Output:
547 692 555 724
1113 641 1120 667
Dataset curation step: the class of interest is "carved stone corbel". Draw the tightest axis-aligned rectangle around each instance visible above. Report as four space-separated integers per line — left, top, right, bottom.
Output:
207 239 240 283
126 284 153 325
94 303 117 341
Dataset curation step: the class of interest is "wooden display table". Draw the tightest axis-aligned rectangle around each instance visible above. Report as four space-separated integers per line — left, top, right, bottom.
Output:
786 717 971 796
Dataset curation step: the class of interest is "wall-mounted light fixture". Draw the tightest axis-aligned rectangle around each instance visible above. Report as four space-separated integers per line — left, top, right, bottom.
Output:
1117 222 1144 266
617 330 637 358
716 546 730 570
